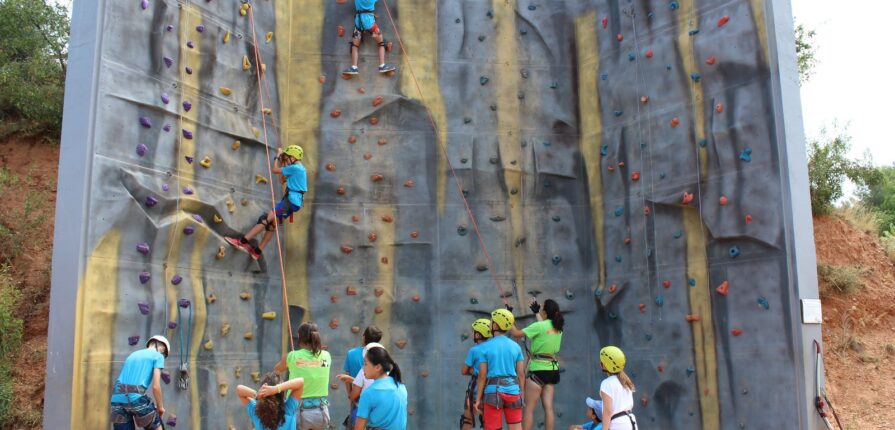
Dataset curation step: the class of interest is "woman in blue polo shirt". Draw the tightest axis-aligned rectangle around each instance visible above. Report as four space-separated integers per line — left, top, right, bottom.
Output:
355 346 407 430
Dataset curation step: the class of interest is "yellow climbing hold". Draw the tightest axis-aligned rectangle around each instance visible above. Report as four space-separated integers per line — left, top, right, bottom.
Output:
243 55 251 71
207 293 217 304
262 108 272 115
262 311 276 320
226 199 236 213
266 32 273 43
232 140 241 150
220 323 231 337
200 156 212 168
223 31 230 44
234 367 241 378
204 339 214 350
250 371 260 383
239 3 249 16
252 127 260 138
213 214 223 224
261 63 267 74
219 383 228 396
219 87 232 96
240 291 251 300
243 331 254 340
216 246 226 260
255 174 268 184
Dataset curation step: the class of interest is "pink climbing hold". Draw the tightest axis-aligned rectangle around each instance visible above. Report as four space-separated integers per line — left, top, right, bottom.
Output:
372 96 384 107
616 33 624 41
719 196 729 206
601 17 608 29
608 284 618 294
411 294 421 302
682 192 695 205
643 206 651 216
329 319 339 329
715 103 724 113
718 15 730 28
745 214 753 224
706 56 717 65
337 25 345 37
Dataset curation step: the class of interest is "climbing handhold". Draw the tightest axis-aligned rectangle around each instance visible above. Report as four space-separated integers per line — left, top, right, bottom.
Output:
614 207 624 217
689 29 700 36
186 41 194 49
690 73 701 82
411 295 421 302
336 187 346 195
639 303 646 313
128 336 140 346
171 275 183 285
616 33 623 41
628 52 636 61
337 25 345 37
614 256 622 263
216 246 225 260
226 199 236 213
731 329 743 336
243 332 253 340
671 117 681 127
715 103 724 113
624 238 631 245
457 225 468 236
185 66 193 75
640 96 649 104
207 293 216 304
682 192 694 205
394 340 407 349
552 255 562 265
745 214 753 224
377 138 388 146
141 0 149 10
139 117 152 128
351 215 360 223
729 246 741 258
239 3 249 16
688 278 697 287
163 56 173 68
550 80 559 89
340 245 354 254
600 73 608 81
657 364 664 373
182 128 193 140
371 174 383 182
645 49 654 58
718 15 730 28
641 396 649 407
136 144 148 157
183 225 195 235
220 324 231 337
203 339 214 350
552 215 561 222
757 296 769 310
601 16 608 28
719 196 729 206
255 174 268 184
329 319 339 329
632 171 641 182
740 148 753 162
363 153 372 160
160 93 170 104
600 145 608 157
699 139 707 147
643 207 651 216
243 56 251 70
348 135 358 144
670 1 680 10
410 231 419 239
160 370 171 384
686 367 695 377
480 76 489 85
673 230 683 239
368 232 377 242
330 109 342 118
369 117 379 125
655 295 664 306
476 264 489 272
403 179 414 188
200 156 212 168
372 96 384 106
608 284 618 294
185 156 194 164
138 302 150 315
325 163 336 172
139 272 151 284
262 311 276 320
136 243 150 255
223 31 230 44
266 32 273 43
614 110 623 117
685 314 701 322
706 56 717 65
240 292 251 300
374 306 384 314
219 87 232 96
381 214 394 223
662 280 671 289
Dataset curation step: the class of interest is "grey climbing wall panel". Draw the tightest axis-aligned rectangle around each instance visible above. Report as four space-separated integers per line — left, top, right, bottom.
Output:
47 0 822 428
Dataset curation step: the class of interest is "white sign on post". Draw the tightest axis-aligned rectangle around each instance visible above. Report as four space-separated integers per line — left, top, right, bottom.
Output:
801 299 823 324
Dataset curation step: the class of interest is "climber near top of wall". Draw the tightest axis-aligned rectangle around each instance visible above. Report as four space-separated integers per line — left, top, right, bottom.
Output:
508 298 564 430
274 322 332 430
225 145 307 261
598 346 638 430
109 335 169 430
474 309 525 430
460 318 493 429
342 0 396 76
237 372 306 430
339 326 383 429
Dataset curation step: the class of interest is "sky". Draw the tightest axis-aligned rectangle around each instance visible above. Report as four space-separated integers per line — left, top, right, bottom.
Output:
791 0 895 166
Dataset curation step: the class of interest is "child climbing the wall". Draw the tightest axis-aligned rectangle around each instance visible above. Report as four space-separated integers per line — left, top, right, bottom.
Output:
225 145 307 261
460 319 493 429
342 0 396 76
354 345 408 430
598 346 638 430
568 398 603 430
509 298 564 430
237 373 305 430
109 335 170 430
339 326 383 429
274 322 332 430
474 309 525 430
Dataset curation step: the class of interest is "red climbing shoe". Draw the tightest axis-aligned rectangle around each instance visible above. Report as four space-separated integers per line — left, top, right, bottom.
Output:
224 237 243 249
247 246 262 261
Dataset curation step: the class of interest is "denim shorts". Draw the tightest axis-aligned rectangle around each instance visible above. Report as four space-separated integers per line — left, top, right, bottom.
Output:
110 395 162 430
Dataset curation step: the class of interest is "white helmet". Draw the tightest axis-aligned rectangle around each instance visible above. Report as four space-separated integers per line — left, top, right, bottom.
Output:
363 342 385 357
147 335 170 357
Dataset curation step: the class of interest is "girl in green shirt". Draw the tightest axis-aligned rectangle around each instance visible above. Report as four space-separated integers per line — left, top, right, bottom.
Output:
274 322 332 430
510 298 564 430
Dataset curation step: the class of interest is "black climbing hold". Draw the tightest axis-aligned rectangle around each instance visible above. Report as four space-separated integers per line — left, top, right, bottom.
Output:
614 110 623 117
517 92 525 100
528 5 536 10
552 255 562 265
489 157 498 164
520 28 527 35
510 188 518 195
688 29 700 36
552 215 560 222
520 69 529 79
462 189 469 197
476 264 489 272
478 35 486 42
457 225 468 236
550 81 558 89
489 216 506 222
490 104 497 111
460 158 468 164
470 297 479 304
464 117 472 124
455 18 461 23
486 9 493 18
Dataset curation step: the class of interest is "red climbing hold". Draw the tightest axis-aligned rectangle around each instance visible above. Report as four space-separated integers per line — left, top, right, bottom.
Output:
337 25 345 37
719 196 729 206
330 109 342 118
381 214 394 223
318 75 326 84
336 186 346 195
608 284 618 294
616 33 624 41
657 365 665 373
364 153 373 160
374 306 384 314
643 207 651 216
340 245 354 254
410 231 419 238
624 237 632 245
411 294 421 302
618 161 626 168
745 214 753 224
371 174 383 182
716 280 730 296
645 49 654 58
404 179 414 188
348 135 358 144
718 15 730 28
731 328 743 336
330 295 339 303
682 192 695 205
640 96 649 104
351 215 360 223
369 117 379 125
706 56 717 65
372 96 384 107
336 0 347 4
368 232 377 242
329 319 339 329
671 117 681 128
641 396 649 407
601 17 608 29
346 286 358 295
358 87 366 94
351 326 361 334
639 303 647 313
632 171 641 181
663 280 671 288
325 162 336 172
374 288 384 297
377 138 388 146
685 314 701 322
715 103 724 113
607 165 616 172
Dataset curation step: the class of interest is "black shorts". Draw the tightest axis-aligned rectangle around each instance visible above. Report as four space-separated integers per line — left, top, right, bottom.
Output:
528 370 560 385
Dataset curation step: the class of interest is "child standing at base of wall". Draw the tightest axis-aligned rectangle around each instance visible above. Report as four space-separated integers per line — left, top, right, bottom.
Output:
225 145 307 261
274 322 332 430
598 346 638 430
237 373 305 430
460 319 493 429
109 335 170 430
339 327 383 429
354 346 408 430
509 298 564 430
475 309 525 430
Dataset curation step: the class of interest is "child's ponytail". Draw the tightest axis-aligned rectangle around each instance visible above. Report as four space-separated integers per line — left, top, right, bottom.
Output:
543 299 564 332
365 346 403 385
618 370 636 392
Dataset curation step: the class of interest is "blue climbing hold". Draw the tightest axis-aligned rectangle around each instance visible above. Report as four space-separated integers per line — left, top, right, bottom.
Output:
552 255 562 265
487 9 494 18
528 4 536 10
655 294 664 306
689 29 700 36
480 76 489 85
614 206 624 217
628 52 636 61
690 73 701 82
594 288 603 297
740 148 753 162
601 73 608 81
615 255 623 263
614 110 623 117
686 367 695 377
729 245 741 258
688 278 697 287
670 2 680 10
608 311 617 319
757 296 770 310
699 139 708 147
600 145 609 157
673 230 683 239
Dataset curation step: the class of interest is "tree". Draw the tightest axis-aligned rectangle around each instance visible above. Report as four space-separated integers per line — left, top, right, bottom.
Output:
795 22 817 85
0 0 70 137
806 127 879 215
858 165 895 234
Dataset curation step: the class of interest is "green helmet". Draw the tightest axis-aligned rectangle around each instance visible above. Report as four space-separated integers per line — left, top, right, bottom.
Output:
282 145 304 160
600 346 626 374
472 319 493 339
491 309 515 331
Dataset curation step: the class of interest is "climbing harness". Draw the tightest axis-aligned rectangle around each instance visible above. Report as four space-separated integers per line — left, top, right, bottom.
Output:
460 376 484 428
814 340 843 430
610 410 638 429
177 298 192 390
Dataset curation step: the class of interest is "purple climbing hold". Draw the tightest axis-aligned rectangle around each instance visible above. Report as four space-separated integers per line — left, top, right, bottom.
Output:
186 40 194 49
162 183 170 192
182 129 193 139
185 66 193 75
171 275 183 285
166 416 177 427
182 186 193 195
160 370 171 384
161 93 170 104
185 156 194 164
178 298 190 308
183 225 195 235
163 56 173 68
144 195 158 207
166 25 174 32
192 214 204 223
138 302 150 315
196 24 206 33
139 271 151 284
167 321 177 330
128 336 140 346
182 101 192 112
136 243 150 255
136 144 148 157
139 117 152 128
162 123 171 132
141 0 149 10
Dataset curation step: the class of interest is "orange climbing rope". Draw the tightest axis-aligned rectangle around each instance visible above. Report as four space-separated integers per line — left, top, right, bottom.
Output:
379 0 509 305
247 5 295 350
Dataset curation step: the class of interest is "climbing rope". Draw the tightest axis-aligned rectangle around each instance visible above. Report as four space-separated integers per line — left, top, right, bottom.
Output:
379 0 509 305
247 5 296 350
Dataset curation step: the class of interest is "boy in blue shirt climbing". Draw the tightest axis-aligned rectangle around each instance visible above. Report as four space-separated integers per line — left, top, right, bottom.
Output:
109 335 169 430
460 319 492 429
226 145 307 261
342 0 396 75
475 309 525 430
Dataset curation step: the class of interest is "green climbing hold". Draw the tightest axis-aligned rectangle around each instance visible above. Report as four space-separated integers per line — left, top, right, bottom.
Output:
480 76 489 85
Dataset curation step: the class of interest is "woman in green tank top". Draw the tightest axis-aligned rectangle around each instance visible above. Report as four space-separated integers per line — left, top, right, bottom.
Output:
273 322 332 430
509 298 564 430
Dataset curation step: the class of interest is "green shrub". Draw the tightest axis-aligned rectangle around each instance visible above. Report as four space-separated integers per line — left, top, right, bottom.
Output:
817 264 866 295
0 267 22 426
807 128 880 215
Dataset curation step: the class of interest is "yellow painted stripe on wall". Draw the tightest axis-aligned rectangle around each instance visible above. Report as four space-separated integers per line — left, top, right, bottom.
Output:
371 207 396 347
395 0 449 213
493 0 526 306
675 2 708 177
750 0 769 64
281 0 324 325
575 12 606 294
683 207 720 429
188 228 210 428
69 230 121 428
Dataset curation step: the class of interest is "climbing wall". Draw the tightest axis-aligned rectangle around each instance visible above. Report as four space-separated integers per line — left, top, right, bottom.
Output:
48 0 822 429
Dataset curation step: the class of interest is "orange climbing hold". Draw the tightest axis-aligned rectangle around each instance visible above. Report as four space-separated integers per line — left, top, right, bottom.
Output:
337 25 345 37
394 340 407 349
346 286 358 295
372 96 384 107
715 103 724 113
404 179 414 188
351 326 361 334
364 153 373 160
330 109 342 118
318 75 326 84
358 87 366 94
731 328 743 336
381 214 394 223
325 162 336 172
380 257 389 264
718 15 730 28
371 174 383 182
720 195 729 206
377 138 388 146
607 165 616 172
374 288 384 297
329 319 339 329
410 231 419 238
682 192 695 205
336 186 346 195
369 117 379 125
639 303 647 313
671 117 681 128
716 280 730 296
351 215 360 223
368 232 377 242
348 135 358 144
616 33 624 41
340 245 354 254
685 314 701 322
706 56 717 65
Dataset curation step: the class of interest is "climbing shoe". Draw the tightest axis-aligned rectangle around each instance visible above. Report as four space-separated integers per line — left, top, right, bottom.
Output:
248 246 262 261
378 64 396 73
224 237 243 249
342 65 359 75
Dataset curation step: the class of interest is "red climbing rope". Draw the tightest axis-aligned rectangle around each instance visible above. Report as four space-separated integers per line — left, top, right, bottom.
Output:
247 5 295 350
379 0 509 305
